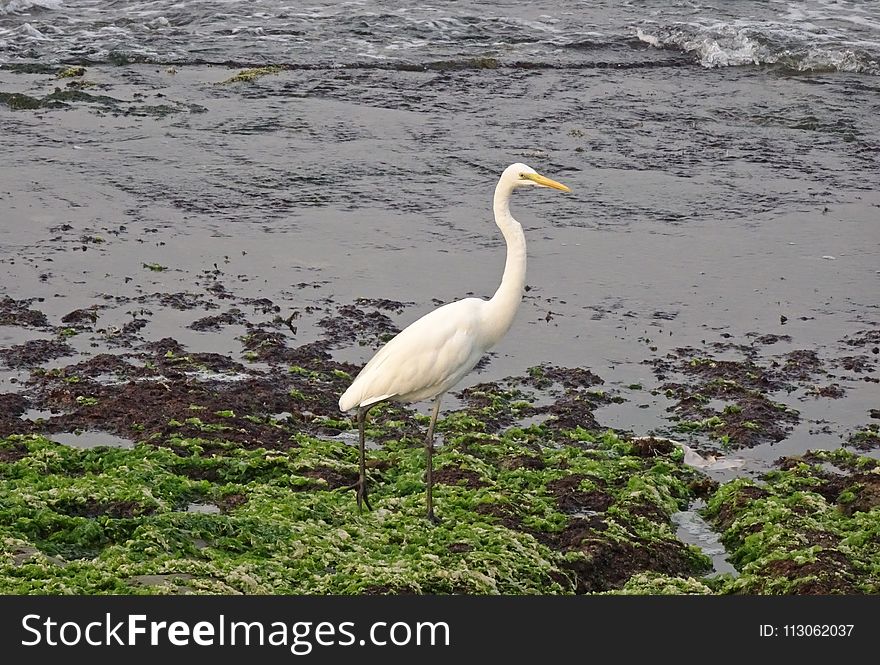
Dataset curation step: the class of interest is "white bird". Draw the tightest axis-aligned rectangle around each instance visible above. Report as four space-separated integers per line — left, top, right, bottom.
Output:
339 163 571 522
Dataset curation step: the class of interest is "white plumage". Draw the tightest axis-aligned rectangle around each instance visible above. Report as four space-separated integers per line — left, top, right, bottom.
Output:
338 163 571 522
339 298 489 410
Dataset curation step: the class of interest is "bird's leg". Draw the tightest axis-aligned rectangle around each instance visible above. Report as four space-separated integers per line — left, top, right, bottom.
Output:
338 406 374 511
425 395 443 524
356 405 372 513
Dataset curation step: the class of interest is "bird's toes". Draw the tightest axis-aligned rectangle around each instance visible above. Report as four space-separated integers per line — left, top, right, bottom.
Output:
355 478 372 513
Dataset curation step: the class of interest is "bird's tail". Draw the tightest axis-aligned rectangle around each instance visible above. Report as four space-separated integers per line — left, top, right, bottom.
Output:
338 386 360 413
339 383 393 412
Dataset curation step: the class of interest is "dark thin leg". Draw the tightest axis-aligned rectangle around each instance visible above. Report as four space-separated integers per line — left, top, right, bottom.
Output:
339 406 374 512
356 405 373 513
425 395 443 523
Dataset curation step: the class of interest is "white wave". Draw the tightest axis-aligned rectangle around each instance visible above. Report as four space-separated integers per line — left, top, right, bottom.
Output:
17 21 49 40
637 21 880 75
635 28 661 49
638 24 772 67
0 0 63 16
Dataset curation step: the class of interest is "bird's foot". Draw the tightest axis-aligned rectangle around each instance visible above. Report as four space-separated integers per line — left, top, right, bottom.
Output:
338 475 372 513
357 478 372 513
427 510 441 525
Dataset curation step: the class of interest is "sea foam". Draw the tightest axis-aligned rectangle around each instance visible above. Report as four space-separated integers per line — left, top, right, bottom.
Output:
0 0 64 17
637 21 880 75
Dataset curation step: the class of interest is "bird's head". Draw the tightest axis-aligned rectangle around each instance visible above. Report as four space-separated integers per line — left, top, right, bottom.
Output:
503 163 571 192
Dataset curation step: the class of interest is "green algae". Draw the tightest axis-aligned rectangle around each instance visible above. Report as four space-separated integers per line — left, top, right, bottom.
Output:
0 84 201 116
424 57 500 71
0 92 42 110
607 572 713 595
702 448 879 594
42 87 121 107
218 66 283 85
655 348 805 448
848 424 879 450
1 63 57 74
57 66 86 78
0 422 710 594
0 87 120 111
3 344 872 595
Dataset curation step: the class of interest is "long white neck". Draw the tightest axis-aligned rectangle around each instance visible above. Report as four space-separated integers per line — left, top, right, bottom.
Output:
484 179 526 347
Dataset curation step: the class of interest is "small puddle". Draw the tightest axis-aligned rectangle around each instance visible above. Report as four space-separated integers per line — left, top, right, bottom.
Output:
334 430 383 450
91 372 126 386
20 408 58 421
51 431 135 449
593 398 664 436
672 499 738 578
185 369 254 383
186 502 221 514
516 413 551 428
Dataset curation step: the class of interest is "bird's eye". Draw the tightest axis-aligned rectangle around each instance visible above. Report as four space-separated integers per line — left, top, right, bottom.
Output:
519 173 527 179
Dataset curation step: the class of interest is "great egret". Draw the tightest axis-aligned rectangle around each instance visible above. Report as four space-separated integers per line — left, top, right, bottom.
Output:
338 163 571 522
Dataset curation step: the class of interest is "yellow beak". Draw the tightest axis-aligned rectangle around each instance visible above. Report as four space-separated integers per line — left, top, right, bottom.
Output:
523 172 571 192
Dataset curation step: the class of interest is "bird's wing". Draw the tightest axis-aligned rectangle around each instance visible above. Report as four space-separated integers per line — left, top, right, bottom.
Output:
339 298 487 410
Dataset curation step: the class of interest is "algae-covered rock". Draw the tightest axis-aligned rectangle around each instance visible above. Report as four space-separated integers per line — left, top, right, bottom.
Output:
3 332 871 596
57 66 86 78
608 572 714 595
0 92 43 110
218 66 282 85
0 425 711 595
703 448 879 594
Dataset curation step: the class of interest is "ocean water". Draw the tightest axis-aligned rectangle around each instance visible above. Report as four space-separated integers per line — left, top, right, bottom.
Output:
0 1 878 468
1 0 879 74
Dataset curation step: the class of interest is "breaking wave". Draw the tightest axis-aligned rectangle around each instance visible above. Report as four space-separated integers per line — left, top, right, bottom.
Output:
0 0 63 16
1 0 879 77
636 22 880 75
